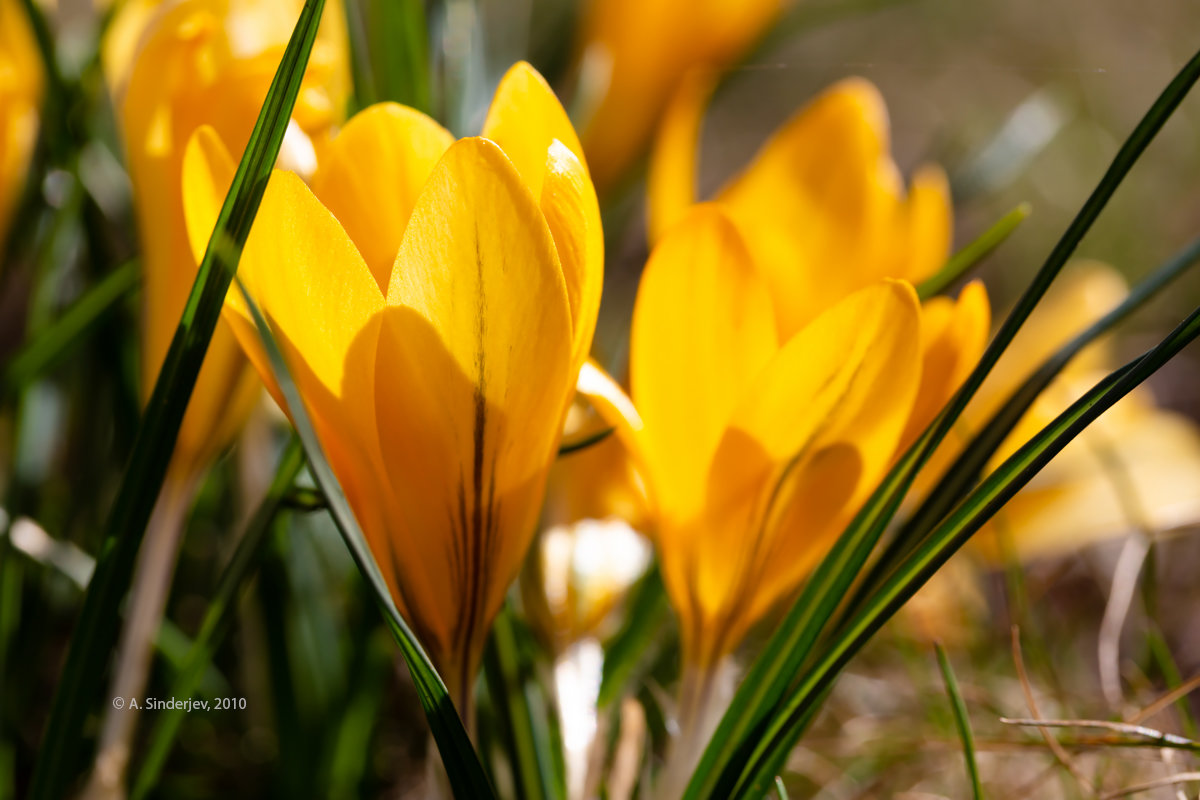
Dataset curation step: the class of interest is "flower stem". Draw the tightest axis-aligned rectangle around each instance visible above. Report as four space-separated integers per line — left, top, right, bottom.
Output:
80 471 196 800
657 658 737 800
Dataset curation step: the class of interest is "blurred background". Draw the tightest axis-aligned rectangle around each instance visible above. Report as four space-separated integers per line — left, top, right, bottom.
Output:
3 0 1200 797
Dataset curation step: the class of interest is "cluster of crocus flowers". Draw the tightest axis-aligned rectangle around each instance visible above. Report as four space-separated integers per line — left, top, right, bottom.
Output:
575 0 782 191
0 0 42 261
113 0 349 482
181 62 603 713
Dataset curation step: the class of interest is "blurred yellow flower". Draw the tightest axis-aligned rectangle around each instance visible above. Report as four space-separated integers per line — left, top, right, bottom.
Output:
0 0 42 260
181 62 603 707
579 77 991 668
587 208 925 668
652 74 992 441
113 0 348 480
576 0 782 191
962 263 1200 561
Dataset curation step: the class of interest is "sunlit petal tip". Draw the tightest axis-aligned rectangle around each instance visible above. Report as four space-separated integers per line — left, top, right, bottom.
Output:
541 139 604 370
482 61 585 198
903 279 991 448
823 76 890 136
956 279 992 332
577 360 644 436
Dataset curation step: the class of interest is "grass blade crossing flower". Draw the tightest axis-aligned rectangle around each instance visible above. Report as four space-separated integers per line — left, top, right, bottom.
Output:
181 62 603 723
81 3 349 794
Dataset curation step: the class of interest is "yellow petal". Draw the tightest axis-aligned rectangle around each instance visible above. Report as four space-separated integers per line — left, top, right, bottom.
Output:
577 0 780 191
647 69 714 244
575 359 659 516
184 128 383 442
685 280 922 663
717 78 902 338
901 280 991 450
540 140 603 374
482 61 586 198
374 137 573 692
630 204 777 523
180 127 406 608
311 102 453 291
890 164 953 285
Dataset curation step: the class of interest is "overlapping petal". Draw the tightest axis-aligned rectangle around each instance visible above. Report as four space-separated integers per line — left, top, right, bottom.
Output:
374 137 574 686
483 62 603 375
902 280 991 449
310 103 453 291
630 205 777 523
181 127 405 607
683 281 921 662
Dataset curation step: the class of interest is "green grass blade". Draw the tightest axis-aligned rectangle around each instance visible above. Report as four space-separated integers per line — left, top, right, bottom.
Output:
597 565 669 709
27 3 327 796
1 521 229 695
373 0 431 114
482 605 565 800
2 260 139 391
935 644 984 800
129 438 305 800
726 301 1200 796
235 277 496 798
917 203 1030 301
774 776 789 799
867 229 1200 595
683 44 1200 800
326 628 392 799
341 0 379 111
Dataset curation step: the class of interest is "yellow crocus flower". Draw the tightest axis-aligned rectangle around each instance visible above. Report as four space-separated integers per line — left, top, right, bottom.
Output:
181 62 603 708
578 76 989 668
576 0 782 191
591 207 926 669
0 0 42 260
116 0 348 480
